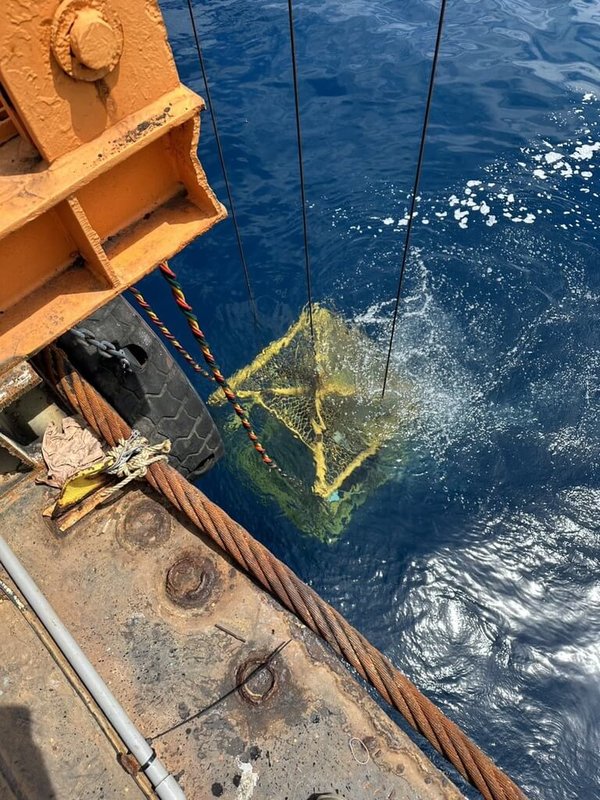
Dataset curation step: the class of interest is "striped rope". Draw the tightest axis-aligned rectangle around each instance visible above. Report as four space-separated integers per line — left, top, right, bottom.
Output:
158 261 287 478
129 286 214 382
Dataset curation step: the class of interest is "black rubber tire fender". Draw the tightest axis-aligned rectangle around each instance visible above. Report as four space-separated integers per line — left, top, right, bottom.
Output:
59 295 224 480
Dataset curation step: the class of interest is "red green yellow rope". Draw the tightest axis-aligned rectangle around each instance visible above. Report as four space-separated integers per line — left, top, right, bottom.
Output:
129 286 214 382
157 261 286 477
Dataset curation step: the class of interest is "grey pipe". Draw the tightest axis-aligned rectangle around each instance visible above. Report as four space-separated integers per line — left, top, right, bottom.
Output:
0 534 185 800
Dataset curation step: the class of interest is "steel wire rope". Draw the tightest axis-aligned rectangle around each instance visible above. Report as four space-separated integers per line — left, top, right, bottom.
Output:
381 0 448 398
40 344 529 800
185 0 260 330
287 0 315 341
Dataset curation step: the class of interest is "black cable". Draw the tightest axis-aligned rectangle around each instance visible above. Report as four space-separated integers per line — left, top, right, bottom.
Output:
148 640 290 741
381 0 448 398
185 0 260 330
287 0 315 340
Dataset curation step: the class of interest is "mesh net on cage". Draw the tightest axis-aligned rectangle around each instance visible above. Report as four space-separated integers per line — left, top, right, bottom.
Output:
209 306 416 538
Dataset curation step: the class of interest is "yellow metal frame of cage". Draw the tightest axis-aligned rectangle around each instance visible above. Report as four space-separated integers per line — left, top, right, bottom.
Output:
210 305 397 499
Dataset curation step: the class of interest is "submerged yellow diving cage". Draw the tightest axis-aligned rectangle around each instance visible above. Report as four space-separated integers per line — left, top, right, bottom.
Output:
0 0 225 365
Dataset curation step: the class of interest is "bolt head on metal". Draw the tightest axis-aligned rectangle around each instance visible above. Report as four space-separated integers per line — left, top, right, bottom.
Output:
70 9 119 71
117 498 172 552
237 657 277 705
51 0 124 82
166 553 215 608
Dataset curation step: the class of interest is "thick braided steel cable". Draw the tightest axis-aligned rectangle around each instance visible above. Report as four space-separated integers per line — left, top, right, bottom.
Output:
41 346 528 800
129 286 214 381
157 261 293 480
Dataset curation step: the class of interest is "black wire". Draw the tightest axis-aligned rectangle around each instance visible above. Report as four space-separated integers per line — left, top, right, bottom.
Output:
185 0 260 330
287 0 315 340
381 0 448 399
148 640 291 741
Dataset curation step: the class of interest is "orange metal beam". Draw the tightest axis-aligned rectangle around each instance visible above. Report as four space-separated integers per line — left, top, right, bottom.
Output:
0 1 226 365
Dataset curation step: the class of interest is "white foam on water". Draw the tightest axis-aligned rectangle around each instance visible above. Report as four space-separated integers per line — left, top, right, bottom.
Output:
332 94 598 237
328 92 599 489
571 142 600 160
545 151 563 164
326 92 599 800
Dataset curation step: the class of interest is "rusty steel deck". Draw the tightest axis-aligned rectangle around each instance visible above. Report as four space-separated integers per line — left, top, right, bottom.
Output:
0 475 463 800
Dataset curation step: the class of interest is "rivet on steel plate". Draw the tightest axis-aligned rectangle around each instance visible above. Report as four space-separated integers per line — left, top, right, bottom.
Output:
118 498 171 551
165 553 216 608
237 656 277 705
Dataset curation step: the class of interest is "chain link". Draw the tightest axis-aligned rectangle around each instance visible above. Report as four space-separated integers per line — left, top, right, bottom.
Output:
70 327 132 372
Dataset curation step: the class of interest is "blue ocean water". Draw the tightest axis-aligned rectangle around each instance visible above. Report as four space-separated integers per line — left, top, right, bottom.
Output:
149 2 600 797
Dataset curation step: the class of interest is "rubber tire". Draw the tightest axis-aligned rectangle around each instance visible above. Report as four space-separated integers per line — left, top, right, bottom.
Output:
59 295 224 480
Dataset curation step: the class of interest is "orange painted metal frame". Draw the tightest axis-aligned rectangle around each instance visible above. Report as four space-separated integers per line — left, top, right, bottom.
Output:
0 0 226 364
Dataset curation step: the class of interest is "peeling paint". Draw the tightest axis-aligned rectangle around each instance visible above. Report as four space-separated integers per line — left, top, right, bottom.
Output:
235 758 259 800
